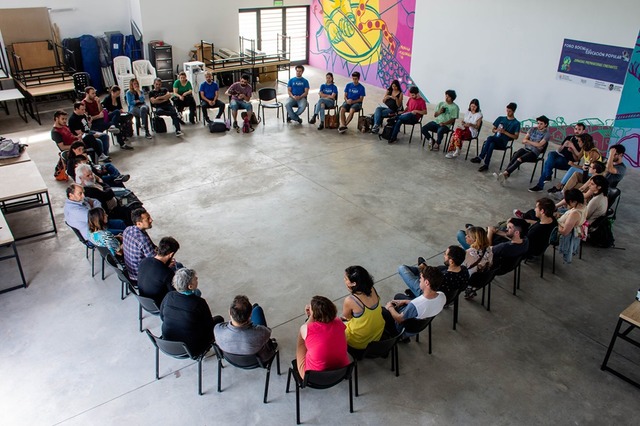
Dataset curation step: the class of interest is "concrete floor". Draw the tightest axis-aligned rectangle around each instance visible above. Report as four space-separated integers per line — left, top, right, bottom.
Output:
0 66 638 425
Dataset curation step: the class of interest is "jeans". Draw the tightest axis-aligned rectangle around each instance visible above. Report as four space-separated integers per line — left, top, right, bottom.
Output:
96 163 122 186
457 230 470 249
251 303 267 326
230 99 253 113
536 151 570 187
422 121 451 145
132 105 150 131
90 131 110 156
390 113 419 140
201 99 226 120
505 148 538 175
373 106 393 127
398 265 422 297
286 97 308 121
478 135 509 166
561 166 583 185
314 98 335 122
155 105 181 131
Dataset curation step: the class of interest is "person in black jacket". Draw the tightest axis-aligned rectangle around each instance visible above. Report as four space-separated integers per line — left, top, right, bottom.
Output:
160 268 224 355
137 237 180 307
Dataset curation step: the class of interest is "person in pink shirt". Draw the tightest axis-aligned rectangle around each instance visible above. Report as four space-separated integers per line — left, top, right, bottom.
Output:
296 295 350 377
388 86 427 144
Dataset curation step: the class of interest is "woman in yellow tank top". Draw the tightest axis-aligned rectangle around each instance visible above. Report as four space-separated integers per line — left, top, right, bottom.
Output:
341 265 385 354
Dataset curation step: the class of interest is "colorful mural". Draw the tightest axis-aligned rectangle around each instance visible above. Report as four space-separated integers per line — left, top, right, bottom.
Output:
309 0 417 94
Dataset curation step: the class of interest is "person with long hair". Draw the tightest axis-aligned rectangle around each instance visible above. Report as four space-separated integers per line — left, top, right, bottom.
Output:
446 99 483 158
556 189 587 264
309 72 338 130
87 207 122 257
341 266 385 355
462 226 493 275
125 78 151 139
296 296 350 377
371 79 403 133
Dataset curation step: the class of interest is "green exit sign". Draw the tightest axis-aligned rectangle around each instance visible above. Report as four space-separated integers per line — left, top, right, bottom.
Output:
274 0 283 5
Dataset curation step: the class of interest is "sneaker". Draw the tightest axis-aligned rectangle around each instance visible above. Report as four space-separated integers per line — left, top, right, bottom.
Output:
317 122 324 130
309 115 317 125
404 289 416 297
464 287 477 300
98 154 111 162
176 130 184 137
445 152 455 159
371 125 380 134
205 118 212 125
388 137 397 144
286 117 292 123
120 144 134 150
427 140 433 150
297 118 303 124
547 186 560 194
338 126 347 134
495 172 506 184
513 209 524 219
233 121 239 129
470 156 481 163
528 185 543 192
478 164 488 172
114 174 131 183
543 176 553 183
145 131 152 139
107 125 120 134
418 256 426 266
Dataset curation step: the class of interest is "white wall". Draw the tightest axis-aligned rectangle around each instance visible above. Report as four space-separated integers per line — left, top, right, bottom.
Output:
137 0 310 70
0 0 131 39
411 0 640 123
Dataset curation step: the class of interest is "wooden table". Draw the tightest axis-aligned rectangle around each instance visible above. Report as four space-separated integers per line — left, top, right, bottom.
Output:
601 300 640 388
0 150 30 167
0 161 57 240
0 211 27 294
0 88 27 123
15 80 75 125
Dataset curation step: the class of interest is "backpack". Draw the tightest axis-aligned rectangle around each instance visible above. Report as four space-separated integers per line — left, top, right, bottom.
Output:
118 113 134 138
587 216 615 248
208 119 228 133
153 115 167 133
54 154 69 181
379 123 394 141
0 140 20 158
357 115 372 133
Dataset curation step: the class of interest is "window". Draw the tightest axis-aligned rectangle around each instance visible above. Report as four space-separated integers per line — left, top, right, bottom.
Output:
239 6 309 65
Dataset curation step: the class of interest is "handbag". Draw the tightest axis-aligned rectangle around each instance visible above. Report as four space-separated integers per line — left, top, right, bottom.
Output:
384 97 399 112
324 113 338 129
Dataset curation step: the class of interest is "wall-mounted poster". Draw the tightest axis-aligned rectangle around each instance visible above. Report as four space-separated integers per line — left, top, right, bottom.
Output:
309 0 416 92
556 39 632 92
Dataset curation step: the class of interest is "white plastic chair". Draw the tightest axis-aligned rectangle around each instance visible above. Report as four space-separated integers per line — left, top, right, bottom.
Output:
132 60 157 89
113 56 135 105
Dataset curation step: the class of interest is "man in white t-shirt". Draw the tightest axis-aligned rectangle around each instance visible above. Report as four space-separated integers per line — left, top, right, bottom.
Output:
384 264 446 334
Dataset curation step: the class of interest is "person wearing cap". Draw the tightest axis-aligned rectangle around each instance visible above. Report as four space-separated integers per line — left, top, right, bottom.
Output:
493 115 550 184
470 102 521 171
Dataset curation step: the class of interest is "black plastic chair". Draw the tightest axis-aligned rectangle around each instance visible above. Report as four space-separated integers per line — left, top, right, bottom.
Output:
73 72 91 100
492 255 523 297
95 245 116 281
213 341 280 403
466 269 497 312
286 355 356 424
422 120 455 149
145 330 210 395
403 115 423 144
464 121 484 160
402 316 436 353
129 283 160 332
114 266 134 300
353 329 404 396
446 287 465 330
65 222 96 276
257 88 284 125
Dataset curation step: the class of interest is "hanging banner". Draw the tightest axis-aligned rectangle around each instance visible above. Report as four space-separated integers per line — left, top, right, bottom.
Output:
609 31 640 168
556 38 632 91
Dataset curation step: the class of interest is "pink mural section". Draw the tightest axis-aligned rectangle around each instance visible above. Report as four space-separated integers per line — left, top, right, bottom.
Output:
309 0 416 92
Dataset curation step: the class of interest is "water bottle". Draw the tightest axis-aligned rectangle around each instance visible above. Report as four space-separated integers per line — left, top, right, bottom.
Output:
496 123 503 137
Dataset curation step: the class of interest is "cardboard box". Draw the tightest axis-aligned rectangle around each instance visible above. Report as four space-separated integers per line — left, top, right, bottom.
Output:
194 44 213 62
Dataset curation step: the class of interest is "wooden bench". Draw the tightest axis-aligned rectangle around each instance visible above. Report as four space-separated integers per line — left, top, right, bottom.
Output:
0 211 28 294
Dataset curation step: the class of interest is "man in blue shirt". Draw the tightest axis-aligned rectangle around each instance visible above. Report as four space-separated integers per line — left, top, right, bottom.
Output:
199 71 226 124
471 102 521 171
285 65 310 124
339 71 366 134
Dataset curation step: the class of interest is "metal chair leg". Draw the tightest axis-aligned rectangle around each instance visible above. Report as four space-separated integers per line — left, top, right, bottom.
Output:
155 346 160 379
217 359 222 392
349 375 354 413
354 361 359 397
198 358 203 395
428 323 432 354
139 304 143 332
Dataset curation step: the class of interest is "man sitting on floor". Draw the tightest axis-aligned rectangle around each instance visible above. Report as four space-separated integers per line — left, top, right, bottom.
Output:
199 71 226 124
123 208 156 281
470 102 521 172
399 246 469 305
494 115 550 184
64 183 125 239
383 264 446 334
67 102 111 162
214 295 276 362
338 71 366 134
421 90 460 151
137 236 180 307
149 78 184 137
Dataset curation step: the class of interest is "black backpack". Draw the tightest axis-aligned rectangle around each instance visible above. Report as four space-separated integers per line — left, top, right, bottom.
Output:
379 123 394 141
587 216 615 248
118 113 134 138
153 116 167 133
208 121 228 133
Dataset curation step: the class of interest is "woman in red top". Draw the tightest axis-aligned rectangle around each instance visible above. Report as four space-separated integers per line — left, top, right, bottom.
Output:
296 295 350 377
